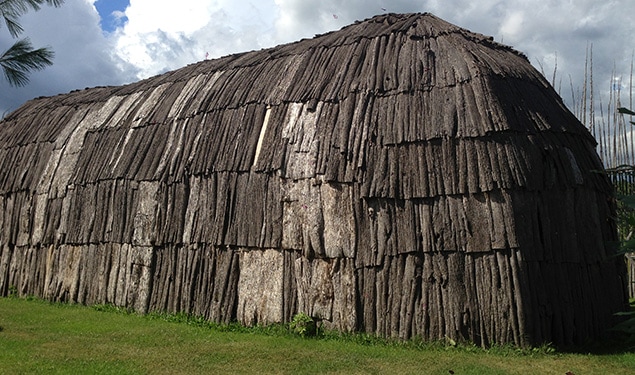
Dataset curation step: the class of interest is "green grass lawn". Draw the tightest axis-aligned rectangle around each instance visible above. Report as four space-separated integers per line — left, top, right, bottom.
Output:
1 297 634 374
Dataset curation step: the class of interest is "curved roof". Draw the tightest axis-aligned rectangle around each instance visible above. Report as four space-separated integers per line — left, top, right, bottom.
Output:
0 13 602 198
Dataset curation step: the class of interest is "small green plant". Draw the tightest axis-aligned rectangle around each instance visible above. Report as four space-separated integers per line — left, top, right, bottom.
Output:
7 285 18 298
613 311 635 345
611 299 635 348
289 312 317 338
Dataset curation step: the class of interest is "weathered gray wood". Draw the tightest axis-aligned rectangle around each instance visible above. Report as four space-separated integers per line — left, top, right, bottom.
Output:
237 249 284 326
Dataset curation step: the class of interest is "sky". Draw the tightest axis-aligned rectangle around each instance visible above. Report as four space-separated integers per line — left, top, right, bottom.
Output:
0 0 634 117
93 0 128 33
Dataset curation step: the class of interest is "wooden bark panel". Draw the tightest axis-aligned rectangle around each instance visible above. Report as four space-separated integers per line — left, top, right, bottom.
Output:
321 183 356 258
0 244 12 295
355 191 519 268
357 251 528 345
148 244 239 322
237 249 285 326
294 257 356 332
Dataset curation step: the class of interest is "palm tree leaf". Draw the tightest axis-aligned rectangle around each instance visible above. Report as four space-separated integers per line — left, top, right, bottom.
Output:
2 14 23 37
0 0 63 37
618 107 635 116
45 0 64 7
0 0 28 37
0 37 54 86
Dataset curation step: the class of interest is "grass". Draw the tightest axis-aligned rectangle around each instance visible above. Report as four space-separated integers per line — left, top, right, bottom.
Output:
0 298 634 374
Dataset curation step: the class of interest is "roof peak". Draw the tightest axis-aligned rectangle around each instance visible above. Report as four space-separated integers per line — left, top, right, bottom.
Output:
305 12 521 57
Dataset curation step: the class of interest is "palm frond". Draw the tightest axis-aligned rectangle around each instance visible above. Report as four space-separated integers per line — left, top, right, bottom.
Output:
618 107 635 116
45 0 63 7
0 0 64 37
0 37 53 86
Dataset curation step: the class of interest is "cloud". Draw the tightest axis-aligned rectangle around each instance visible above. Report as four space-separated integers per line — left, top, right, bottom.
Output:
122 0 213 35
500 11 525 41
272 0 429 41
0 0 137 114
111 0 279 79
112 10 126 21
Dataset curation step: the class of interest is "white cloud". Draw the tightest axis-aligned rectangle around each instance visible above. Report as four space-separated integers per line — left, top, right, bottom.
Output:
500 11 525 41
121 0 215 35
112 10 126 19
111 0 278 79
0 0 137 113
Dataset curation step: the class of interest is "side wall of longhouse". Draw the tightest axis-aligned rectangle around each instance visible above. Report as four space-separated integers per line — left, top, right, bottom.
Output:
0 90 625 347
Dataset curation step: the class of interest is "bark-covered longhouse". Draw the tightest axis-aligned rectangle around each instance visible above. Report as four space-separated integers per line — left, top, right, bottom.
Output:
0 13 628 347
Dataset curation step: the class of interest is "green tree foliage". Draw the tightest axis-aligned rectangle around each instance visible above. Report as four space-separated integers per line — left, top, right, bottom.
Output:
0 0 64 86
610 107 635 346
611 108 635 252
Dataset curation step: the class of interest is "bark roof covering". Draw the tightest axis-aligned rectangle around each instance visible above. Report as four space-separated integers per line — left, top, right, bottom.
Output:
0 12 604 198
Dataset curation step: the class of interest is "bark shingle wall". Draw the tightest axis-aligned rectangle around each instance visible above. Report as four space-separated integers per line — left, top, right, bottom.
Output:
0 13 627 347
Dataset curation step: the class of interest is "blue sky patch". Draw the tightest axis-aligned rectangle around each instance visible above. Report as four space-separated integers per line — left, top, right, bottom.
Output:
95 0 129 33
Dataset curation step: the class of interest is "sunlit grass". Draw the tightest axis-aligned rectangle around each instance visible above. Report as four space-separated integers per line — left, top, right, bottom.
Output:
1 297 634 374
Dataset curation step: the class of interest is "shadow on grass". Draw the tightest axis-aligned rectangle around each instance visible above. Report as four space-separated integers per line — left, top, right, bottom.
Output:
556 299 635 355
